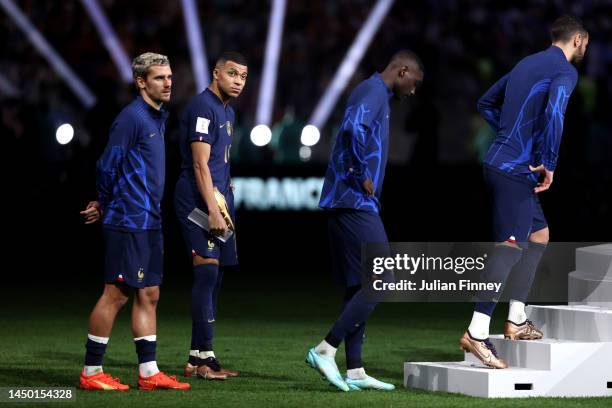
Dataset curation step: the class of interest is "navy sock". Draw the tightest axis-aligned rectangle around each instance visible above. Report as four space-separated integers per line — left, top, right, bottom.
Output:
212 268 224 319
326 288 377 348
84 338 107 366
191 263 218 352
474 244 523 316
134 339 156 364
342 286 365 369
505 241 547 303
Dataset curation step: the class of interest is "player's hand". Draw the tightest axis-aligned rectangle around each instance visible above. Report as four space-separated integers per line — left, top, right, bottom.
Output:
80 201 101 224
529 164 554 193
208 210 228 237
362 178 375 196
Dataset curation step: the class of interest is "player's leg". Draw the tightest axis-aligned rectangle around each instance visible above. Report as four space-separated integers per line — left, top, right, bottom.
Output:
503 199 548 340
175 180 231 380
461 241 521 369
212 266 225 318
207 231 240 377
132 285 159 375
339 212 394 390
306 212 352 391
187 254 229 380
80 228 132 391
340 291 394 391
132 230 189 391
307 210 393 391
460 168 531 369
82 283 130 386
342 285 364 373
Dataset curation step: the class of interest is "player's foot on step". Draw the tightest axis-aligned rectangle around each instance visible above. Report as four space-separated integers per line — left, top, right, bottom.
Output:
460 331 508 369
504 319 543 340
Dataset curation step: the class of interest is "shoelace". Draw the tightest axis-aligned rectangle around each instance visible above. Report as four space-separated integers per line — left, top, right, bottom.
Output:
483 339 499 358
524 319 539 333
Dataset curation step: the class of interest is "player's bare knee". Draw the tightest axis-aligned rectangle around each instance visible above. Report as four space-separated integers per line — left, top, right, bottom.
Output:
137 286 160 306
102 283 130 307
193 255 219 267
530 228 549 244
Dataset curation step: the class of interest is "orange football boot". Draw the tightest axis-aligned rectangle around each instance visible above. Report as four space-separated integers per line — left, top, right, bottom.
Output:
138 371 191 391
80 369 129 391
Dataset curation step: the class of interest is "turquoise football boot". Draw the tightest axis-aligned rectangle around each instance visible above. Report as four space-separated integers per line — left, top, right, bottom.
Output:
345 374 395 391
305 348 349 392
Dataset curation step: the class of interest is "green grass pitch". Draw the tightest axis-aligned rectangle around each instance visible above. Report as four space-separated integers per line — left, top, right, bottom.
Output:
0 280 609 407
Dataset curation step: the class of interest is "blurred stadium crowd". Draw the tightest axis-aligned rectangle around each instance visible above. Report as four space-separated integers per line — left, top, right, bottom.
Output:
2 0 611 174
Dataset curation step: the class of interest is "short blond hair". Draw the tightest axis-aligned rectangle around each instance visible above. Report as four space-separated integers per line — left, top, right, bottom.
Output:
132 52 170 80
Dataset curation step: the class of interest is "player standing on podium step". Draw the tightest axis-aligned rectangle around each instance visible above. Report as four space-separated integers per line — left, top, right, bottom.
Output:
78 53 189 391
174 52 247 380
306 50 424 391
460 16 589 369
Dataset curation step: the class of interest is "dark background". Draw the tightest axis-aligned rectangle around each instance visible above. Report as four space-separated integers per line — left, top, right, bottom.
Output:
3 0 611 289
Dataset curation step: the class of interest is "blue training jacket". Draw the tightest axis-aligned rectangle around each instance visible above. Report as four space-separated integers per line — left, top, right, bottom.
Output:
96 96 169 231
319 73 392 213
480 46 578 182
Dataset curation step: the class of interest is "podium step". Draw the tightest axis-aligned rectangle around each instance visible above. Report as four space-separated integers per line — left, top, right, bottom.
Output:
404 245 612 397
569 270 612 307
527 304 612 341
576 244 612 280
463 335 612 370
404 360 612 397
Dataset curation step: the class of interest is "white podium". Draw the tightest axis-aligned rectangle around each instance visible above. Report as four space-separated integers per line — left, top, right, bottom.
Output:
404 244 612 398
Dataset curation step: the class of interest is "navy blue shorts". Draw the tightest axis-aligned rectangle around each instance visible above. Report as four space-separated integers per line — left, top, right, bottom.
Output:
174 175 238 267
483 165 548 247
103 227 163 288
327 209 388 287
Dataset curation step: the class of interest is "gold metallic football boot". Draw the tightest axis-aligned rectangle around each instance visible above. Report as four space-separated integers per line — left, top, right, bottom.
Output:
183 362 197 378
504 320 543 340
196 365 227 380
460 332 508 369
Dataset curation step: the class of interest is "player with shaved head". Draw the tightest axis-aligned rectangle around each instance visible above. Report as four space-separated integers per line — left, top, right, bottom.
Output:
460 15 589 369
306 50 424 391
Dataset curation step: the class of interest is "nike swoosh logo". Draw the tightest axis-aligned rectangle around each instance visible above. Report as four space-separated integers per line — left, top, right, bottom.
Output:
207 319 215 323
219 124 225 128
149 133 156 138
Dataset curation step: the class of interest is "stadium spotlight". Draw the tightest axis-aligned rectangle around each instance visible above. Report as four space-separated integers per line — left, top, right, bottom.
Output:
181 0 210 92
307 0 393 129
0 0 96 108
300 125 320 146
250 124 272 146
256 0 286 127
56 123 75 145
79 0 132 83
